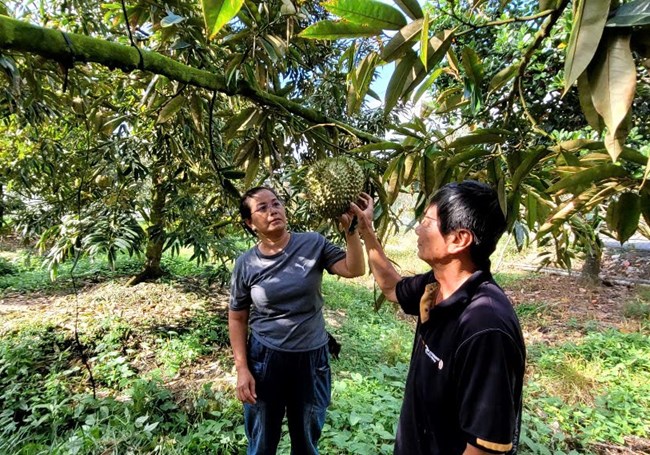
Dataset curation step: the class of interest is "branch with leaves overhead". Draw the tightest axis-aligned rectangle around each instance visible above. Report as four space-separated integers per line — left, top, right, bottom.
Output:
0 15 383 145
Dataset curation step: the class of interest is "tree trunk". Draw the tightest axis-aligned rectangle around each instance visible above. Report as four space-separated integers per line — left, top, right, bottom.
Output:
127 178 167 286
0 183 4 230
580 239 602 285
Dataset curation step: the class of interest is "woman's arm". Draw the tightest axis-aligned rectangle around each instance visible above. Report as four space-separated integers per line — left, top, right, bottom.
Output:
329 227 365 278
228 309 257 404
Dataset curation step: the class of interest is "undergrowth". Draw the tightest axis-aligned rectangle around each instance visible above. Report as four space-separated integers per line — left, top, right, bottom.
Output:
1 254 649 453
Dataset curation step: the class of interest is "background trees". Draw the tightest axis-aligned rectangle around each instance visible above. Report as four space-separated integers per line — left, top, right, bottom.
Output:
0 0 648 280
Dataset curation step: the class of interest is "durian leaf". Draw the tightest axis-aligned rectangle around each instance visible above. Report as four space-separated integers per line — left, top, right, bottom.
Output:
546 163 628 194
222 107 258 140
323 0 407 30
394 0 424 20
385 155 405 205
412 67 443 104
385 50 419 114
563 0 610 96
606 192 641 243
589 32 636 162
576 72 604 132
461 46 484 87
156 96 185 125
507 146 548 193
488 63 518 95
243 154 260 189
420 149 436 197
419 13 429 69
402 29 455 97
347 52 379 115
201 0 245 40
381 18 424 62
233 139 257 166
606 0 650 27
641 190 650 226
348 141 402 154
403 153 419 186
299 20 384 39
525 191 538 230
446 147 492 168
446 129 509 149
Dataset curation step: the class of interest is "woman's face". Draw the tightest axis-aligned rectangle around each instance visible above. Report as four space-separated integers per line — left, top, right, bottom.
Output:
245 189 287 236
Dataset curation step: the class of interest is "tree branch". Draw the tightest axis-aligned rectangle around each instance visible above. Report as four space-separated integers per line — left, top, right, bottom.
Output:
0 15 383 145
503 0 570 127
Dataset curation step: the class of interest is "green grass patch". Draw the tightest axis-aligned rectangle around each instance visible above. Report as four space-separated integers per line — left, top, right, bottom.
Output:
1 253 649 454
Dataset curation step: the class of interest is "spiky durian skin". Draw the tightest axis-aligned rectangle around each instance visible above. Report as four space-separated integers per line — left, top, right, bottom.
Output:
306 157 364 218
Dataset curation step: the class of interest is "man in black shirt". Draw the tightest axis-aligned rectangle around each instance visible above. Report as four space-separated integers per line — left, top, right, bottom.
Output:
351 181 525 455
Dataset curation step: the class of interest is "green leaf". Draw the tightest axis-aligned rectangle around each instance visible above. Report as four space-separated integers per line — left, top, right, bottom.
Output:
412 67 442 104
461 46 483 87
347 52 379 115
576 73 604 131
384 50 419 114
546 163 628 194
380 18 423 62
606 192 641 243
563 0 611 95
640 190 650 226
488 64 518 95
446 129 509 149
589 31 636 162
156 96 184 124
222 107 258 140
299 20 384 39
402 29 455 97
606 0 650 27
323 0 407 30
348 141 402 155
394 0 424 20
420 13 429 69
201 0 245 40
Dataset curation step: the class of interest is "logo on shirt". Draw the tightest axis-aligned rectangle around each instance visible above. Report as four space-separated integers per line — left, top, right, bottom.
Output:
420 336 444 370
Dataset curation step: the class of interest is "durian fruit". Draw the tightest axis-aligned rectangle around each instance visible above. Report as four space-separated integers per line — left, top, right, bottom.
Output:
305 156 364 218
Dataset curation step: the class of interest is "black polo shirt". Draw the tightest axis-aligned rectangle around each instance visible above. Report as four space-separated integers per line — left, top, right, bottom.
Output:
393 270 525 455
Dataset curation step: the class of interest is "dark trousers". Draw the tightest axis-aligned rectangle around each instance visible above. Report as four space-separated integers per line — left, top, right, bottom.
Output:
244 335 331 455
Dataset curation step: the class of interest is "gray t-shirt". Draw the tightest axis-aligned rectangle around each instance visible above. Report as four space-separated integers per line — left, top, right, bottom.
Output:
229 231 346 351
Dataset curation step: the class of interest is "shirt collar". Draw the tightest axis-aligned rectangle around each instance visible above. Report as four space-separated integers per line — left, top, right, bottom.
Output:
434 269 493 311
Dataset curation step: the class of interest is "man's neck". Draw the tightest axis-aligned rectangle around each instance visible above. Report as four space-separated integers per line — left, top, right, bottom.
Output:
432 259 477 301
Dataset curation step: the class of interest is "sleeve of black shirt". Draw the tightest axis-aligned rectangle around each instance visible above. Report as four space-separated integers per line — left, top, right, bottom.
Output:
395 271 435 316
454 329 523 453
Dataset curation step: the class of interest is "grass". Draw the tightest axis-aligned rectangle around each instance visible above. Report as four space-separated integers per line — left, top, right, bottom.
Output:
1 245 650 454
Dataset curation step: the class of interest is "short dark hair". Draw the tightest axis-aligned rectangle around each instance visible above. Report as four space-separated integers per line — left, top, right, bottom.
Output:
239 186 281 237
430 180 506 270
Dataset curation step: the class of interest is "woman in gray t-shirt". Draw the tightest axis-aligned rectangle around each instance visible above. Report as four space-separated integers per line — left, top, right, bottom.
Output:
229 186 364 454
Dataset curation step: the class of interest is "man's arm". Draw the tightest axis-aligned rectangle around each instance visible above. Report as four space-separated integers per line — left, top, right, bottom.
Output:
228 309 257 404
351 193 402 302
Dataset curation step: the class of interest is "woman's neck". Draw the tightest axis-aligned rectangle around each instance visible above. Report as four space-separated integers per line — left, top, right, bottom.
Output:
258 230 291 255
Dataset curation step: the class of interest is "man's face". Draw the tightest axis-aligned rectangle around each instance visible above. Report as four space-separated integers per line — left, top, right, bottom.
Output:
414 205 452 265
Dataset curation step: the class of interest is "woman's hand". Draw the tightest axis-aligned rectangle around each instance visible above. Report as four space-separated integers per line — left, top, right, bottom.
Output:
236 367 257 404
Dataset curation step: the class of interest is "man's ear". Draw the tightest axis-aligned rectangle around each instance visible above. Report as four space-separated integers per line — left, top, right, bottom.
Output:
448 229 473 254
